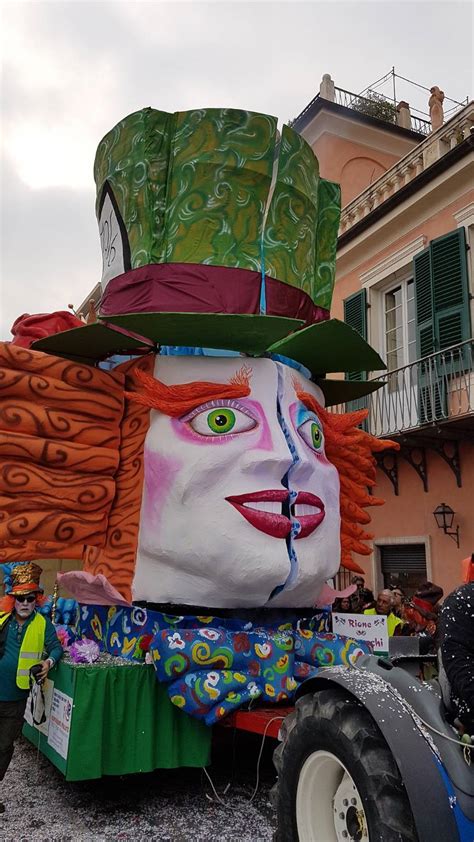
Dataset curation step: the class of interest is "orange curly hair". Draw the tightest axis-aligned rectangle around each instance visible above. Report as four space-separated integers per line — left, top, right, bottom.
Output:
0 593 47 613
296 387 398 573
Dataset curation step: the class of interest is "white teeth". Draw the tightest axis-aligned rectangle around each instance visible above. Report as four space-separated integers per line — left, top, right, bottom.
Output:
247 501 280 513
293 504 320 517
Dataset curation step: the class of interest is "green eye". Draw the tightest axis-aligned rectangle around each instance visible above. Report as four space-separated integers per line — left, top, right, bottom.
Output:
207 408 236 434
297 417 324 452
188 404 257 437
311 423 322 449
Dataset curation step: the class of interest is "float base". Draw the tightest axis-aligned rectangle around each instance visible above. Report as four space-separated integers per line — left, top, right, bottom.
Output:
22 660 211 781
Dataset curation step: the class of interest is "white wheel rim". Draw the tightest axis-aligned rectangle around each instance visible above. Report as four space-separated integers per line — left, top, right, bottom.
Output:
296 749 368 842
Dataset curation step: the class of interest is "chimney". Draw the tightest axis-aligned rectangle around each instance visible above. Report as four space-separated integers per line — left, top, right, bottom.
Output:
396 101 412 130
319 73 335 102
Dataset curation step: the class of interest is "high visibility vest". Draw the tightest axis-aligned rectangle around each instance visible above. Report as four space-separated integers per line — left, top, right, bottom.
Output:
363 607 402 637
0 611 46 689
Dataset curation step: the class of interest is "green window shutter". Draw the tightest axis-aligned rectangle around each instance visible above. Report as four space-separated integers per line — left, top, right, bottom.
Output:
414 229 470 425
431 228 471 350
343 289 367 381
415 228 471 357
414 246 434 358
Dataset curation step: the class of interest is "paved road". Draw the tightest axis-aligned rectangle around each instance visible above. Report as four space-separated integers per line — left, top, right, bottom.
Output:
1 730 278 841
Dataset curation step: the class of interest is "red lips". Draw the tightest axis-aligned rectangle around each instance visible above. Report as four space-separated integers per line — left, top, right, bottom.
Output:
225 490 325 540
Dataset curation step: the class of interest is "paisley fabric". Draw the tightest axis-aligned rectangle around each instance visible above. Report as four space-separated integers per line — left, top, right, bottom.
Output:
78 604 369 725
150 627 368 724
93 107 341 307
263 125 320 298
313 179 342 310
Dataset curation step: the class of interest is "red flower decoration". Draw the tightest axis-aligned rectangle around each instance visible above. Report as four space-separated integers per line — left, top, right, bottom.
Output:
248 660 260 676
234 632 250 653
138 634 153 651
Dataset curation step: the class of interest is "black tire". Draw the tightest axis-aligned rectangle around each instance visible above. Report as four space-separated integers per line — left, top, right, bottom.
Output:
272 688 418 842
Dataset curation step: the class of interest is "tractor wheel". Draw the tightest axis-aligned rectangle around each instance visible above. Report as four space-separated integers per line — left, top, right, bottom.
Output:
272 688 418 842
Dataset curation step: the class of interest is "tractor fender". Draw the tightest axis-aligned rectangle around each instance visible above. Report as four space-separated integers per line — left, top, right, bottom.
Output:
295 659 459 842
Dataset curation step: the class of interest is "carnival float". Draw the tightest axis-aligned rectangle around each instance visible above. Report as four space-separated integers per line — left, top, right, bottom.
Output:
1 107 472 841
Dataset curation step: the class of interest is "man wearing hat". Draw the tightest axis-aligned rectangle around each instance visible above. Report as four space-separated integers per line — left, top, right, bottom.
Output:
0 563 63 811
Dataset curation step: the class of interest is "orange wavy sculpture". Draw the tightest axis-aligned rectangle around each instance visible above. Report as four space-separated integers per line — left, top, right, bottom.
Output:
296 388 399 573
82 356 153 602
0 342 125 562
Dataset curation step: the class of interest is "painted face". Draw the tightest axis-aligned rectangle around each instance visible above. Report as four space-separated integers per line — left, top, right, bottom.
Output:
133 356 340 608
14 595 36 618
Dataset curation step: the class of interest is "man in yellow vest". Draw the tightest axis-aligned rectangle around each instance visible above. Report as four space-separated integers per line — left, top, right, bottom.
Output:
0 563 63 812
363 588 403 636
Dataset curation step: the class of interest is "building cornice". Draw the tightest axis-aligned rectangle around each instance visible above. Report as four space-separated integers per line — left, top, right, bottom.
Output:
337 135 474 250
359 236 427 287
454 201 474 227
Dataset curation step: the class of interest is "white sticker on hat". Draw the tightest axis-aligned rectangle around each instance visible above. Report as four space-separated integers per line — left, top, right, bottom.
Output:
98 183 130 290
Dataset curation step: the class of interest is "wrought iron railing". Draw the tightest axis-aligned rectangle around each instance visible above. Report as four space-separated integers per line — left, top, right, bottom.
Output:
333 340 474 438
291 87 431 135
411 114 432 135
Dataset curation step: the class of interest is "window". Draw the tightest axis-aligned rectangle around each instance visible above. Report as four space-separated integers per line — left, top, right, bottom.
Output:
384 279 416 371
380 544 427 597
384 278 416 394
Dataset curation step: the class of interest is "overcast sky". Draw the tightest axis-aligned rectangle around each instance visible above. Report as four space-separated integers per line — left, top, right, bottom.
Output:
1 0 472 340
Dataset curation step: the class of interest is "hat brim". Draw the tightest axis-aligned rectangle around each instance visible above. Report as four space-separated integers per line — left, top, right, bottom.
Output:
103 312 305 355
11 585 43 596
31 313 387 387
31 313 305 360
316 378 383 407
267 319 386 374
31 322 152 362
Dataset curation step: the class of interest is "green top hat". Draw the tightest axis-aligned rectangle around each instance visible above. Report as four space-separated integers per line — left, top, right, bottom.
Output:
32 107 385 403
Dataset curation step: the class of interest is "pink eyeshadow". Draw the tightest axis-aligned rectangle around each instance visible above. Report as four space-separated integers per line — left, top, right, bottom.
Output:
170 399 275 450
289 401 331 464
142 449 182 525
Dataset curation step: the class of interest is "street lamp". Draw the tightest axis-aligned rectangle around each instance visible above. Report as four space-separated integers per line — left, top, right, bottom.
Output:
433 503 460 548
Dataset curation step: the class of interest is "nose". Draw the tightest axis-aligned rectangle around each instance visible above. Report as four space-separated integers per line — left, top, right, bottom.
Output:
240 419 294 478
285 429 318 485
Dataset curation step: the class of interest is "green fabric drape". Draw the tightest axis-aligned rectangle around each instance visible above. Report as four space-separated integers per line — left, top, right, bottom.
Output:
23 660 211 781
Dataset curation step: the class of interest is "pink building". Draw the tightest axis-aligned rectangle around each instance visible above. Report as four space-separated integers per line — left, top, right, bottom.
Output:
295 76 474 598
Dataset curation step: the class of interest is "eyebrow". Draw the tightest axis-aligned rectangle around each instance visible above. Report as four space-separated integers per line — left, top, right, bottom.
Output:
126 365 252 417
293 381 325 419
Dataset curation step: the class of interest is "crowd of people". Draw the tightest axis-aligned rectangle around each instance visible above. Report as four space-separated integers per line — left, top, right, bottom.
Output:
332 559 474 739
332 575 444 646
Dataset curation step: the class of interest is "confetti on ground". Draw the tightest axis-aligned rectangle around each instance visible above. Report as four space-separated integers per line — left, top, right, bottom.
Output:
0 729 277 842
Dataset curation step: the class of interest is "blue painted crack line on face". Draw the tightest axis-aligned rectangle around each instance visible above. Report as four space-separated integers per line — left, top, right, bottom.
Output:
267 362 301 602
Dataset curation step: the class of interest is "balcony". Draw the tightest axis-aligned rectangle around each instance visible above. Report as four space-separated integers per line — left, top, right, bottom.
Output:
332 340 474 493
338 102 474 238
332 87 431 136
367 339 474 439
290 85 431 137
